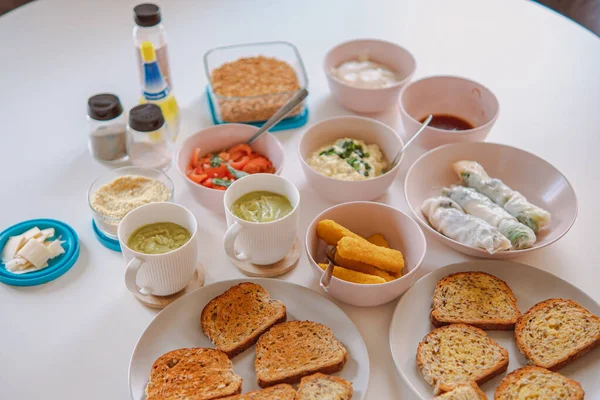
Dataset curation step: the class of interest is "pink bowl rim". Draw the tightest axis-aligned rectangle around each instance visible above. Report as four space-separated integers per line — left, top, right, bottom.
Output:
398 74 500 136
404 141 579 256
304 201 426 287
323 38 417 91
175 124 285 192
298 115 405 184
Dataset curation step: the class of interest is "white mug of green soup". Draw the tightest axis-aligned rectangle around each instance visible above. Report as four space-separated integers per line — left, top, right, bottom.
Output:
223 174 300 265
118 202 198 296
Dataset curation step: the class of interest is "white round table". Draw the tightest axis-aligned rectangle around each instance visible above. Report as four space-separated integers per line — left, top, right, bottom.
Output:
1 0 599 398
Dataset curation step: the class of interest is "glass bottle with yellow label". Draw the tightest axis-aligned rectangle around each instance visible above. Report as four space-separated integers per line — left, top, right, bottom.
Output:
139 41 180 140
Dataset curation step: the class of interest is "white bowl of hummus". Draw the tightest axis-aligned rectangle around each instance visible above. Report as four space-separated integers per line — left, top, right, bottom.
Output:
299 116 404 203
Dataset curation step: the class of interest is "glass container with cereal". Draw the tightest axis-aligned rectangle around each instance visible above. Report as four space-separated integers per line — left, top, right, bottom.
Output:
204 41 309 131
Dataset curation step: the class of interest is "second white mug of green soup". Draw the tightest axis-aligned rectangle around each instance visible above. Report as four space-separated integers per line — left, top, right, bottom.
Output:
223 174 300 265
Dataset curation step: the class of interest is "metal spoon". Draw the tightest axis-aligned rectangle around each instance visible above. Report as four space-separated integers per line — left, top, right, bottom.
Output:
319 245 337 292
384 114 433 173
246 88 309 145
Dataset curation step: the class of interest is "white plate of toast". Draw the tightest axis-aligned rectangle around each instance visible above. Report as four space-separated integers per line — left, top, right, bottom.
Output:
129 279 369 399
389 260 600 399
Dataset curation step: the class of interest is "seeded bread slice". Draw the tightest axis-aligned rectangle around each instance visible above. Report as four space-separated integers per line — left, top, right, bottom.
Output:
417 324 509 395
295 373 353 400
145 348 242 400
431 272 520 330
494 366 584 400
201 282 287 358
515 298 600 371
434 382 487 399
222 384 296 399
255 321 348 388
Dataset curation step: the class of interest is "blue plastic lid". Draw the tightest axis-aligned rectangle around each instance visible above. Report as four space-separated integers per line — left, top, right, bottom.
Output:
92 220 122 252
0 219 80 287
206 86 309 131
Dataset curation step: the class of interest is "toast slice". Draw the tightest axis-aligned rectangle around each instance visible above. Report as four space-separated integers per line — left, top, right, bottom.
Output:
417 324 509 395
295 373 353 400
433 382 487 399
495 366 584 400
201 282 287 358
255 321 348 388
431 272 520 330
515 298 600 371
145 348 242 400
222 384 296 399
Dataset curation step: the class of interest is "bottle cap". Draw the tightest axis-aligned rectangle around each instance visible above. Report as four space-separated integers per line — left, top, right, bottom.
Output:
88 94 123 121
129 104 165 132
134 3 161 27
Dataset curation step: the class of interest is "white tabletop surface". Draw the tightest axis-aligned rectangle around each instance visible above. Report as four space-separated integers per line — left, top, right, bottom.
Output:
1 0 599 398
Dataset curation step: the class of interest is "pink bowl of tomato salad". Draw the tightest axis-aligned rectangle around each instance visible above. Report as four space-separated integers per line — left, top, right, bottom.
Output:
176 124 284 214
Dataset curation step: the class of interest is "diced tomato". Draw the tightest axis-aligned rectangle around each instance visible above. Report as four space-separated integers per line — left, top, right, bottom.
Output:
203 164 229 179
242 157 275 174
191 148 202 168
228 144 252 156
214 185 227 191
202 179 215 188
219 152 230 161
229 155 249 170
188 173 207 184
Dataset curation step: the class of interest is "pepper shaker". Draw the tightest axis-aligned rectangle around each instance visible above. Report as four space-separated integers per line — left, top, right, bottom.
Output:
87 94 128 163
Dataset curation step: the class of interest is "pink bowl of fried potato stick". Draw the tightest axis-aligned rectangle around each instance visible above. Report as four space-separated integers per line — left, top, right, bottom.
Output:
305 201 426 307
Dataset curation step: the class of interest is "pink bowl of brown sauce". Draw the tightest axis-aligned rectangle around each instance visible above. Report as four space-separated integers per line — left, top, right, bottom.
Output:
399 75 499 149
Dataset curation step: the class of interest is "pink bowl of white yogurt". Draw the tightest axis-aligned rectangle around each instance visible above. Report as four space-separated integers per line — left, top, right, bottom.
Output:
324 38 416 114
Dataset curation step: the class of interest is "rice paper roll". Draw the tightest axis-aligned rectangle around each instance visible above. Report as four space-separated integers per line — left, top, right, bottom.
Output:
452 160 551 233
442 185 536 249
421 196 512 254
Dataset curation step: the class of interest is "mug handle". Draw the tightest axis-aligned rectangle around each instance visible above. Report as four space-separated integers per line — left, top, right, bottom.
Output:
124 257 153 296
223 222 250 262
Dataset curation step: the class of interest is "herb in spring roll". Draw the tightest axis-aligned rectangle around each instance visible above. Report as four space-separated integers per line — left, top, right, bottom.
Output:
422 196 512 254
452 161 551 233
442 185 536 249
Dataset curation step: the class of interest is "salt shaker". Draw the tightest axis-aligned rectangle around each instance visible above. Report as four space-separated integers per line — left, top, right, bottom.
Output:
127 104 172 171
87 94 128 163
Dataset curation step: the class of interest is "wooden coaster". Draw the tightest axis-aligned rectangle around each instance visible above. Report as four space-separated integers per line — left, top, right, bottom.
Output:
133 263 205 309
231 238 301 278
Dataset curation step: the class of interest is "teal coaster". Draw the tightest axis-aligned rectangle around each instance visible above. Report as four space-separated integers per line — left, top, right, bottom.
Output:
206 87 309 131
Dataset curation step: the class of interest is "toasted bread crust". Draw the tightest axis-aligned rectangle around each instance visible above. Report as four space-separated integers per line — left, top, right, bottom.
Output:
295 373 353 399
201 282 287 358
255 321 348 388
222 384 296 399
430 272 520 331
515 298 600 371
494 366 584 400
416 324 509 394
433 382 487 399
146 348 242 400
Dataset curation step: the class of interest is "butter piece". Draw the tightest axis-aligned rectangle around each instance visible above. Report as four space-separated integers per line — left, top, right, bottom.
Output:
1 235 25 262
4 256 31 272
22 227 42 241
46 240 65 258
17 239 53 268
35 228 55 243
